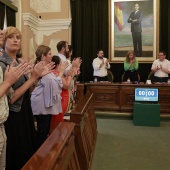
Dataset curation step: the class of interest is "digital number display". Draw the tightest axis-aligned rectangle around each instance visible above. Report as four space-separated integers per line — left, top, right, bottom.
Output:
135 88 158 102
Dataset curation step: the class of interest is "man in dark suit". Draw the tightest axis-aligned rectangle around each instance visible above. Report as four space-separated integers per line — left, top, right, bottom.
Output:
127 3 143 57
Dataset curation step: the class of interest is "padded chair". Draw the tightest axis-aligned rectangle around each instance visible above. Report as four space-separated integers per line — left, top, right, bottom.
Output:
121 72 140 82
107 70 114 82
147 71 154 80
147 72 170 83
121 72 125 82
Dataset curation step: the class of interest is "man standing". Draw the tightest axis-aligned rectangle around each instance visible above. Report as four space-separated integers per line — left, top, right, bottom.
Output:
151 51 170 83
56 41 70 72
56 41 81 74
92 49 111 82
127 3 143 57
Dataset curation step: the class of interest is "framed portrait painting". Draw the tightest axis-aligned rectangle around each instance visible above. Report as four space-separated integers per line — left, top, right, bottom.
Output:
109 0 160 62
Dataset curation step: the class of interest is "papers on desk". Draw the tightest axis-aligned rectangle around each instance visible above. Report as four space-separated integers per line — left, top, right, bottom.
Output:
99 81 111 83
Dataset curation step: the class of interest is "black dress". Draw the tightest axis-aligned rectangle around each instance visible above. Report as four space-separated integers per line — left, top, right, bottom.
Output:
5 90 37 170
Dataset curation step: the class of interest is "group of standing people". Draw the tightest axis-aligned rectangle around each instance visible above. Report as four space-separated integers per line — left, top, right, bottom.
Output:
0 27 81 170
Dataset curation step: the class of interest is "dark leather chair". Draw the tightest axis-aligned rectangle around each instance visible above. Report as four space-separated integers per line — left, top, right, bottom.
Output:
147 71 154 80
107 70 114 82
121 72 140 82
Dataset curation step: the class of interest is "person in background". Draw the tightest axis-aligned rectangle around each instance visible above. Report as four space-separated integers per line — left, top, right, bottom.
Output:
66 45 73 66
31 46 66 147
123 51 139 82
66 45 74 110
56 41 71 74
92 49 111 82
49 55 75 133
66 45 80 111
50 42 81 133
53 41 72 129
151 51 170 83
127 3 143 57
0 26 45 170
54 41 81 112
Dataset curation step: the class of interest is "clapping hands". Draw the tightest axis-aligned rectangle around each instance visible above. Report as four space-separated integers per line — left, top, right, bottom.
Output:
58 62 68 77
4 60 29 85
72 57 82 70
41 62 55 77
31 61 44 79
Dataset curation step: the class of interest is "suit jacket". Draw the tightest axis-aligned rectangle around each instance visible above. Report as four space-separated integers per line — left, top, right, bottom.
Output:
127 10 143 32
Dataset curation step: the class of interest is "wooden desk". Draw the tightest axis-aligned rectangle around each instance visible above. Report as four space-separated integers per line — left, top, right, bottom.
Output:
84 83 170 115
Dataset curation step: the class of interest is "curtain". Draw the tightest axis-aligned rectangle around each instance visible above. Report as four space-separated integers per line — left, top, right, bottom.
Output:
70 0 170 82
159 1 170 60
70 0 108 81
6 6 16 27
0 2 5 29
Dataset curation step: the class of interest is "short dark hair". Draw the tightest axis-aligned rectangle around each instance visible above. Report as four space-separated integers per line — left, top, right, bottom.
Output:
66 45 73 59
52 55 61 66
97 49 103 54
68 45 73 52
159 51 166 55
56 41 67 52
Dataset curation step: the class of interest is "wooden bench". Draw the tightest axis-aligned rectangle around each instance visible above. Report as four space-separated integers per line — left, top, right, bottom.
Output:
22 122 80 170
69 92 97 170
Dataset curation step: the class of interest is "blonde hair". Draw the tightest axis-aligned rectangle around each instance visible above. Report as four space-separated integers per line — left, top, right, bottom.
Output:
3 26 22 41
126 51 136 63
3 27 22 57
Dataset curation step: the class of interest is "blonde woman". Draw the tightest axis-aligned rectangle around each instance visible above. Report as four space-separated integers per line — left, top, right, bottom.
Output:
0 27 44 170
123 51 139 82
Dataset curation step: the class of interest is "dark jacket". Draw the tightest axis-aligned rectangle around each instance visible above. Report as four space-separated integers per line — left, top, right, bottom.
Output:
0 52 28 112
127 10 144 32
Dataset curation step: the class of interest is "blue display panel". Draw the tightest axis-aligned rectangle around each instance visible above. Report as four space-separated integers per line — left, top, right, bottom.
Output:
135 88 159 102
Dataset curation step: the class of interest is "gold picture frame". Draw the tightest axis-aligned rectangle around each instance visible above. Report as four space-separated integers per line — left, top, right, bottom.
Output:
109 0 160 63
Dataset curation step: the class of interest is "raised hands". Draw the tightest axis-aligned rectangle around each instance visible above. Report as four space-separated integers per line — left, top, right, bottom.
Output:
41 62 55 77
4 60 28 85
31 61 44 80
99 58 104 68
58 62 67 77
67 67 75 77
105 59 109 67
72 57 82 69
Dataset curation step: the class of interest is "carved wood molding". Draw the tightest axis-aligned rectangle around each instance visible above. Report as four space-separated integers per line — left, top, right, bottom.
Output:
23 13 71 45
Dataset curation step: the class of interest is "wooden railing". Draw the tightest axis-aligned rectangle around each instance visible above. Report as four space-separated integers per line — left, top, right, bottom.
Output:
22 92 97 170
75 83 85 104
69 92 97 170
22 122 80 170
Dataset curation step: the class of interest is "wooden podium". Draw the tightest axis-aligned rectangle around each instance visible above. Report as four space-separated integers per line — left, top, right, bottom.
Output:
133 102 160 127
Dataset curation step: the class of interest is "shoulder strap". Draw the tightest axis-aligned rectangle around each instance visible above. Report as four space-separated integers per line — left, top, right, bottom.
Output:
0 58 10 66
